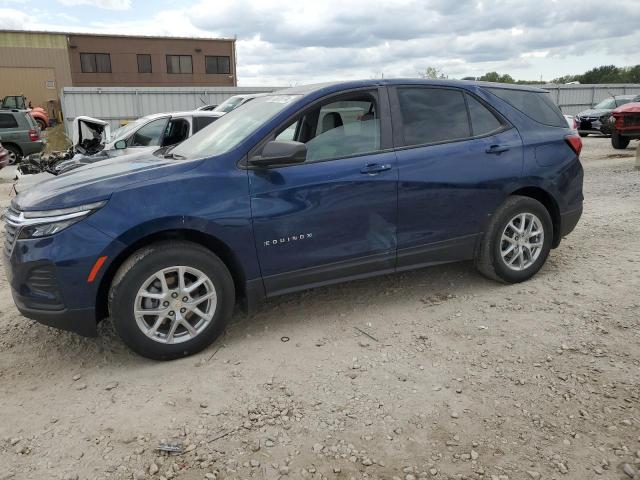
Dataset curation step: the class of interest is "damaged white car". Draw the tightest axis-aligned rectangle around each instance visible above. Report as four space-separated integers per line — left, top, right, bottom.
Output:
17 110 221 189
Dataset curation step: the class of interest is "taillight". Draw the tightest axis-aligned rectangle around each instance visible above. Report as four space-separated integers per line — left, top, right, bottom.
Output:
28 129 39 141
565 133 582 156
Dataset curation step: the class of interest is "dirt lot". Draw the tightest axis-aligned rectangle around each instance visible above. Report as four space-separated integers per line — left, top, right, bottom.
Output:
1 137 639 480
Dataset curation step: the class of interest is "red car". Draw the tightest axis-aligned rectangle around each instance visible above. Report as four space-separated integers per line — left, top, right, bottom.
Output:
610 102 640 149
0 142 9 169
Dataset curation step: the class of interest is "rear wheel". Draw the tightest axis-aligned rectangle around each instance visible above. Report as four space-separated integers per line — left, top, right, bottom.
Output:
476 196 553 283
109 241 235 360
35 118 47 130
4 144 21 165
578 132 588 138
611 132 630 149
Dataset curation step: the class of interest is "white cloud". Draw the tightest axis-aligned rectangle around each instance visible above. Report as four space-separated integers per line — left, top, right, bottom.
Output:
57 0 131 11
0 8 30 29
3 0 640 85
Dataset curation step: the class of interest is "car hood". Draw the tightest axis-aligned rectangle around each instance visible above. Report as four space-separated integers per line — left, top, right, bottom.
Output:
576 108 612 118
613 102 640 114
13 151 202 211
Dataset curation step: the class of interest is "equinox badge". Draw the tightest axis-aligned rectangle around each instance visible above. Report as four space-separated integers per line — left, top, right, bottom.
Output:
264 233 313 247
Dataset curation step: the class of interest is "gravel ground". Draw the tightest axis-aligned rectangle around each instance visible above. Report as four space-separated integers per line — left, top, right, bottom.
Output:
0 137 639 480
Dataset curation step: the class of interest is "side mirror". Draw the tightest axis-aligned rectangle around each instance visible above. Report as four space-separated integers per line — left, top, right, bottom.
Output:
249 140 306 167
114 140 127 150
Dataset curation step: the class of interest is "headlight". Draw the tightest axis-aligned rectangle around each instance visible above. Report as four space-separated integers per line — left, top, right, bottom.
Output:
14 201 107 239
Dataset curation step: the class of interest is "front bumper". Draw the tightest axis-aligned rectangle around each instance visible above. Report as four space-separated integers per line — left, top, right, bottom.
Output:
4 219 119 337
577 117 611 135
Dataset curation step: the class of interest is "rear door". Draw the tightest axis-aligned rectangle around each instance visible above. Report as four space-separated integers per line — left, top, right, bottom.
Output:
248 88 398 296
0 112 21 144
389 86 523 269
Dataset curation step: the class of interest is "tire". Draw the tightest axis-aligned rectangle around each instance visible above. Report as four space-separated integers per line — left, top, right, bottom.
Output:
475 196 553 284
4 144 21 165
611 132 630 150
108 241 235 360
35 118 47 130
578 132 588 138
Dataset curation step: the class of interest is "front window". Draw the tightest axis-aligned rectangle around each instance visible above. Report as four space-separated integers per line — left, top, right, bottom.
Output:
171 95 300 160
274 94 381 163
129 118 169 147
111 117 148 142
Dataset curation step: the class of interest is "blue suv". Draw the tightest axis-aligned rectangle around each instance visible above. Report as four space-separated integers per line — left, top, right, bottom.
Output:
3 80 583 359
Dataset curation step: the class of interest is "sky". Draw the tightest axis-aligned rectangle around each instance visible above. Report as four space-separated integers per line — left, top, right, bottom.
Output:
1 0 639 86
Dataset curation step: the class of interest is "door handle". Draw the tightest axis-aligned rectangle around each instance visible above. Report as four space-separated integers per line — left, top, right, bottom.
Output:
485 144 510 155
360 163 392 175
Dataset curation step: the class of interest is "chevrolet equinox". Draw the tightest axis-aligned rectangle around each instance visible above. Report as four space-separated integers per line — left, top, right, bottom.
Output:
3 80 584 360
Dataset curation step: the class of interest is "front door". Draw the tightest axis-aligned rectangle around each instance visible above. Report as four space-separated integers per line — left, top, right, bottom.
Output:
248 88 398 296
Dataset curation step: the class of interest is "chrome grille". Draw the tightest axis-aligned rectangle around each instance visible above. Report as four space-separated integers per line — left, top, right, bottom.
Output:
3 205 21 257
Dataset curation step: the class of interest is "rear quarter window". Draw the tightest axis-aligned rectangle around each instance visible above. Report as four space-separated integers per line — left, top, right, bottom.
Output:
485 87 567 128
0 113 19 129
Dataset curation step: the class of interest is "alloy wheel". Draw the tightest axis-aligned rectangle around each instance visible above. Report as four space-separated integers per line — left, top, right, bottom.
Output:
500 212 545 271
134 266 217 344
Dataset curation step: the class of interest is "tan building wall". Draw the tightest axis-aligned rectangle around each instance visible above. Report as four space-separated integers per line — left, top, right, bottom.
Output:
0 31 72 110
67 34 236 87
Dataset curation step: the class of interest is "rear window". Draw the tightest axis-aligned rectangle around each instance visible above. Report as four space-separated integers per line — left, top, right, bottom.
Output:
0 113 18 129
397 87 471 146
485 88 567 127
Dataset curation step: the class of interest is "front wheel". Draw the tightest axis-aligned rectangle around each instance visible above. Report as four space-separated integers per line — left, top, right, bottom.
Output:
611 132 630 149
476 196 553 283
578 132 588 138
109 241 235 360
35 118 47 130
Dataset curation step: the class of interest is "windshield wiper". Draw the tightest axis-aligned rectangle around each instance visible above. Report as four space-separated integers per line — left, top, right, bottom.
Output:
164 152 186 160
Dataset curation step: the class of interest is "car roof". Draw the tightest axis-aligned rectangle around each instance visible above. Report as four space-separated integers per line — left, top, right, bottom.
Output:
140 110 223 121
277 79 549 96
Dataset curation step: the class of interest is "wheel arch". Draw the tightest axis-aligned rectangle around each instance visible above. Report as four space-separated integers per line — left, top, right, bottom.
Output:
3 142 23 156
509 186 561 247
95 229 249 323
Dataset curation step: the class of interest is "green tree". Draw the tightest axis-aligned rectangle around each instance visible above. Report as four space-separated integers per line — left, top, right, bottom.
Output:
420 67 447 79
478 72 516 83
579 65 621 83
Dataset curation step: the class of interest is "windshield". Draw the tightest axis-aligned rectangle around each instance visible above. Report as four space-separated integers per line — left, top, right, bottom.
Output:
593 98 616 109
213 95 246 113
171 94 300 160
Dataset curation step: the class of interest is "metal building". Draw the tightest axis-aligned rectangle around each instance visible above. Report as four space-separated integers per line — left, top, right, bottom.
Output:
0 30 237 118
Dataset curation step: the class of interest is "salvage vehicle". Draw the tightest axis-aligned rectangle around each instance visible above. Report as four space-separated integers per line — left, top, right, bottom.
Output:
18 110 221 178
608 102 640 149
1 95 50 130
575 94 640 137
3 80 583 360
0 109 45 163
